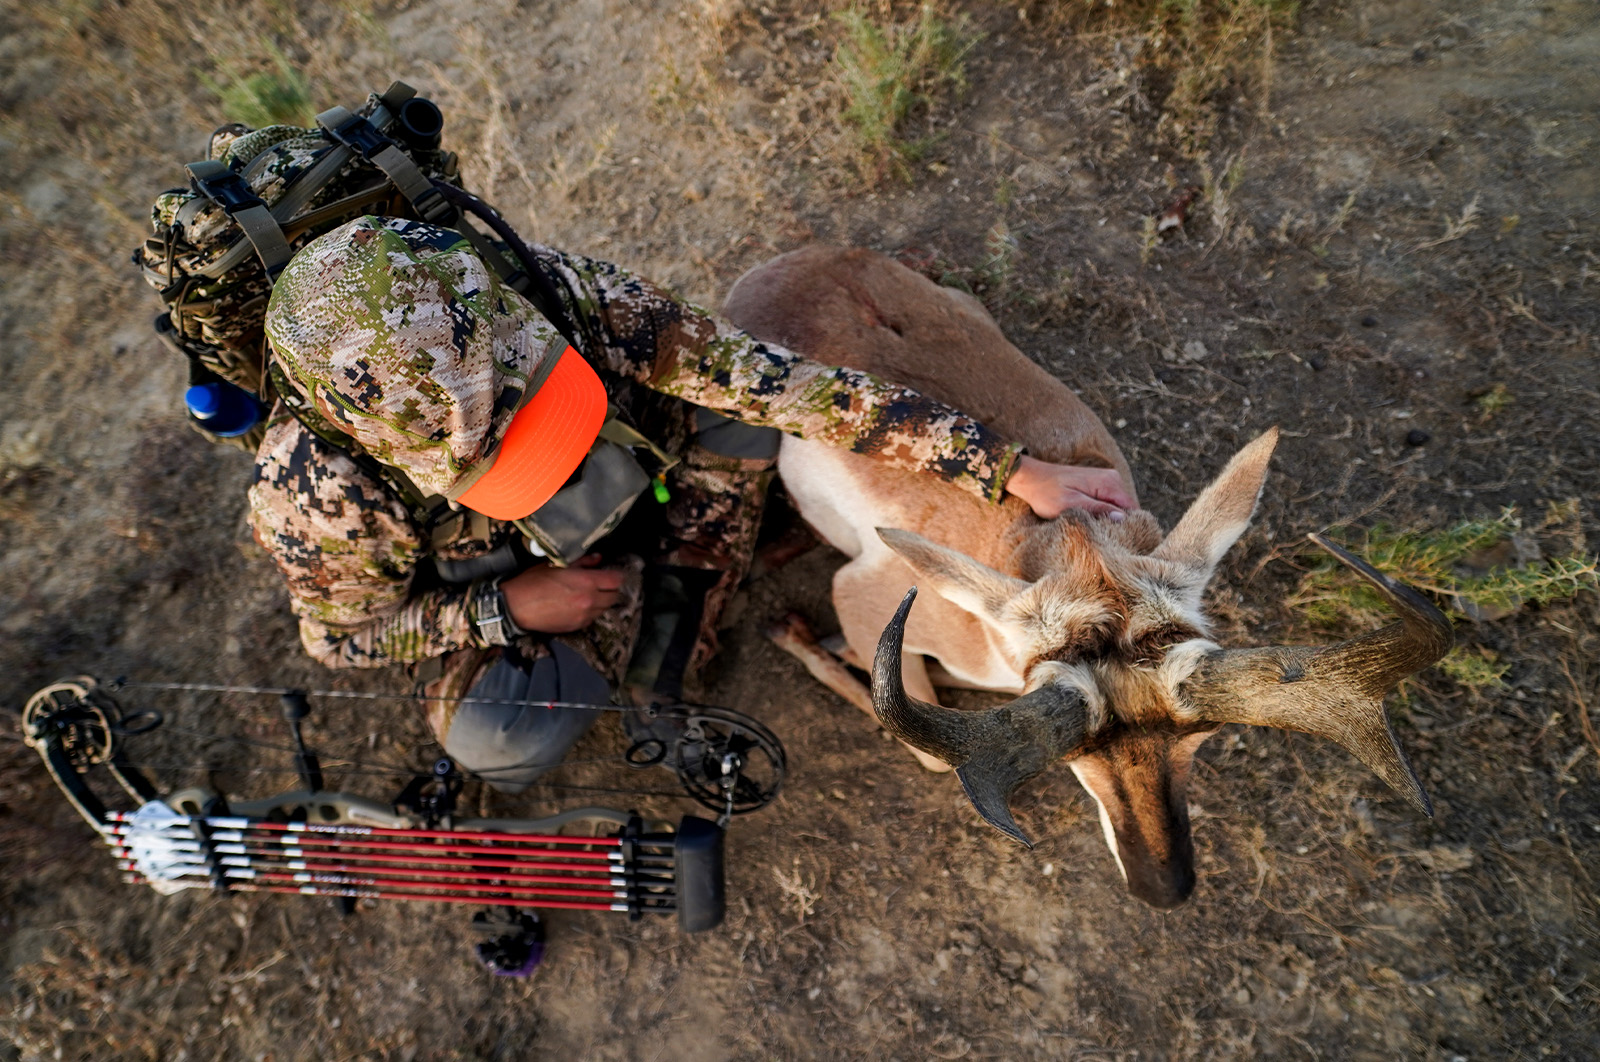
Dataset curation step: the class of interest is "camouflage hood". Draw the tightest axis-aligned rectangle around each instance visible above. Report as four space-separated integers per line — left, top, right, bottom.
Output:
264 215 567 498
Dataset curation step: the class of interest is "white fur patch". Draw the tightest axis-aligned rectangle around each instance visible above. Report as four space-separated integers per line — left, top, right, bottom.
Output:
1005 592 1116 659
776 437 871 557
1150 578 1211 635
1069 761 1128 881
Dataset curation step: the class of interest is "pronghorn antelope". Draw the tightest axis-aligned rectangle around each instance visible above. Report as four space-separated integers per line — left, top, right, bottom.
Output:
725 246 1452 909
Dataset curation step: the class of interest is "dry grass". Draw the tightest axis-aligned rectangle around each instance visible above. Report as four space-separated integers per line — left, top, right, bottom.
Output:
648 1 979 192
1042 0 1297 154
4 0 1600 1058
972 220 1019 303
772 860 823 923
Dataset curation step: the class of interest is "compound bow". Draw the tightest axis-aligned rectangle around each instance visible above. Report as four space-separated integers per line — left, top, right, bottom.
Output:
18 676 786 971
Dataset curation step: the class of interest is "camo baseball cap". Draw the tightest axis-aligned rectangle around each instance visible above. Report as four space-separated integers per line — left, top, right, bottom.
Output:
265 215 606 519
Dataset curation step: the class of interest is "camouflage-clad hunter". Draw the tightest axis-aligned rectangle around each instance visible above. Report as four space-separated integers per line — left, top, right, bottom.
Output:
249 216 1134 789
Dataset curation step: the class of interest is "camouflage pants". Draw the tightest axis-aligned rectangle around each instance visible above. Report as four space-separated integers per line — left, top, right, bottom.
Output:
645 438 777 688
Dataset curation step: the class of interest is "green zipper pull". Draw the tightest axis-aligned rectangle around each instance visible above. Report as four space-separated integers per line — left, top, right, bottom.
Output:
652 474 671 504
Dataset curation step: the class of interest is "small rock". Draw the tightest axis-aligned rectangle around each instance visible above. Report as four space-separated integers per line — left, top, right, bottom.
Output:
1510 531 1543 566
1010 161 1059 191
23 178 67 219
1405 428 1431 446
1351 799 1376 835
1234 987 1252 1005
1420 844 1475 872
1308 353 1328 371
1181 339 1210 361
1370 966 1406 986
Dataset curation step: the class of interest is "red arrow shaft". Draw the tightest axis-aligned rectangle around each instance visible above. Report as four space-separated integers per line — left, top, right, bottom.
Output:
237 868 632 900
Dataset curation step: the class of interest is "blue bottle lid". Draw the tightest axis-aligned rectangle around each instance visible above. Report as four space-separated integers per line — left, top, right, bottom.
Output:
185 384 223 419
185 382 261 437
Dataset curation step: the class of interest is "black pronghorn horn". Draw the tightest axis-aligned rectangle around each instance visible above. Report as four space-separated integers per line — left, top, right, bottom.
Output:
870 588 1093 846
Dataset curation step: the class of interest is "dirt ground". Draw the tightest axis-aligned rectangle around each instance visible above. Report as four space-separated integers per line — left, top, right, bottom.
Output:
2 0 1598 1059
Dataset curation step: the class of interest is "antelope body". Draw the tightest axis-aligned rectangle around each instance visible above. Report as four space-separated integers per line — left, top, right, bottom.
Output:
724 246 1452 908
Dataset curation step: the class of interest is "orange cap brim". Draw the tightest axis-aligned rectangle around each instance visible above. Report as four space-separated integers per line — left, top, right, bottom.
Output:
455 346 607 521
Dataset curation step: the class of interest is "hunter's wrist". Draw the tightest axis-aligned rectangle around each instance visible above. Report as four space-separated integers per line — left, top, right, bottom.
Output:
469 576 525 647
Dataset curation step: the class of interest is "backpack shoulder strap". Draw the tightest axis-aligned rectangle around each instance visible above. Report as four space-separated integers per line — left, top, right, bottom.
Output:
186 84 443 282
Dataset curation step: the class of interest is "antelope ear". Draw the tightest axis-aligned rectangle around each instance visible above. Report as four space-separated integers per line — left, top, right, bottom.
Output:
876 528 1027 622
1152 428 1279 576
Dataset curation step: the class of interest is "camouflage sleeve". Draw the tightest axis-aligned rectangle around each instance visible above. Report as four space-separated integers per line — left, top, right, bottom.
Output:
534 247 1025 503
247 418 485 669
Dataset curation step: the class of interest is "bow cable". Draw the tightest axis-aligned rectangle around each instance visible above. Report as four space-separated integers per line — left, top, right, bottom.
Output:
107 679 648 711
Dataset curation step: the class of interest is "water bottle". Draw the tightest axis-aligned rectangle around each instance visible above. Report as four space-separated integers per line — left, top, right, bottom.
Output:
185 381 263 438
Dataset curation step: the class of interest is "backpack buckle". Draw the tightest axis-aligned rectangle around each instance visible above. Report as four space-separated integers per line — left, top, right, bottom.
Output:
185 160 267 215
319 110 393 160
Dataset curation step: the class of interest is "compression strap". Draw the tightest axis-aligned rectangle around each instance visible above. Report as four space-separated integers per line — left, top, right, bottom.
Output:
183 160 294 277
317 105 456 225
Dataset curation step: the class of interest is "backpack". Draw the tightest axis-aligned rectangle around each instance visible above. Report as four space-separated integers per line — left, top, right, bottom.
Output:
134 80 661 558
136 81 476 451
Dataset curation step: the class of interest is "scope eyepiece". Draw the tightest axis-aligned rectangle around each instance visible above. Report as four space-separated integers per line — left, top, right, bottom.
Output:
396 97 444 151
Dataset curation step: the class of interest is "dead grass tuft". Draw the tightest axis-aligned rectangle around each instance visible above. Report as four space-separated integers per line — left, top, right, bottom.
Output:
772 859 822 923
1041 0 1297 154
973 220 1018 303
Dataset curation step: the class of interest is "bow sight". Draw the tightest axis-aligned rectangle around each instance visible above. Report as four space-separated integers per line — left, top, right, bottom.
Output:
20 677 787 959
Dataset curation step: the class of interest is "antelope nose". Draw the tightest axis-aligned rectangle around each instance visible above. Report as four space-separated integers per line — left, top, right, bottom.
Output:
1129 860 1196 910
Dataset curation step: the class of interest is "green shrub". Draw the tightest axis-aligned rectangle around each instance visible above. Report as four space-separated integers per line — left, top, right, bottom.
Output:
202 49 314 129
1295 506 1598 629
832 4 977 183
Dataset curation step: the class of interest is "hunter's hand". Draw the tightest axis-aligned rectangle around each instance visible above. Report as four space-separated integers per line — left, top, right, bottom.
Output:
1006 455 1136 520
502 555 625 633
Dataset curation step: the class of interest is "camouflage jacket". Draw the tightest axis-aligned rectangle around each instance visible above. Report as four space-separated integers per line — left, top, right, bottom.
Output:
248 243 1025 670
